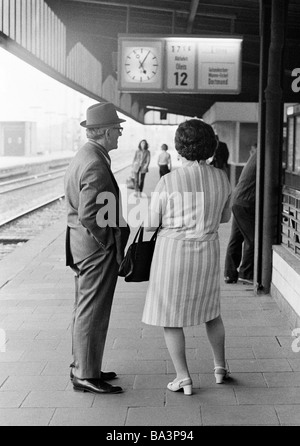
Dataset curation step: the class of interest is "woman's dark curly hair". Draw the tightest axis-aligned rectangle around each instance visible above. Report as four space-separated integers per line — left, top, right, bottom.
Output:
138 139 149 150
175 119 217 161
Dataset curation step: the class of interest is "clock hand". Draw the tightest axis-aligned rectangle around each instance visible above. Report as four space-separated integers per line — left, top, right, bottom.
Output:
138 61 147 73
139 50 151 73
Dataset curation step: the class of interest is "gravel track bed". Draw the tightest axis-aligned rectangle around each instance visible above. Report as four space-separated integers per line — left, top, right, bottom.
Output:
0 198 66 261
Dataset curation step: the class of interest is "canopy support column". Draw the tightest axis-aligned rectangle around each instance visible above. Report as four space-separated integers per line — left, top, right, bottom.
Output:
255 0 288 294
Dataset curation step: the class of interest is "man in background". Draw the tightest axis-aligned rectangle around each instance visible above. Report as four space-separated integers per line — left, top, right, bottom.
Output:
224 143 257 284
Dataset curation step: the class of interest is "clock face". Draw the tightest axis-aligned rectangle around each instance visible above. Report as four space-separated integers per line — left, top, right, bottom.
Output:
124 47 159 83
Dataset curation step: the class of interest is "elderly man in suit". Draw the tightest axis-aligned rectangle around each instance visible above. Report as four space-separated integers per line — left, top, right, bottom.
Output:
64 102 130 394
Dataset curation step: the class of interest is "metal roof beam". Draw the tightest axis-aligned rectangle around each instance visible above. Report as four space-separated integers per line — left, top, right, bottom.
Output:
67 0 236 20
186 0 199 33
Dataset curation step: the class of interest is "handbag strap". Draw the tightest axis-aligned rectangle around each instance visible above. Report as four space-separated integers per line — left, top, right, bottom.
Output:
150 226 160 242
132 225 160 245
131 225 144 245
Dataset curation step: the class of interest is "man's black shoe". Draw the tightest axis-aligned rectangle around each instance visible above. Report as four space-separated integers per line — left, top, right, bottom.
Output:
70 367 117 382
73 376 123 394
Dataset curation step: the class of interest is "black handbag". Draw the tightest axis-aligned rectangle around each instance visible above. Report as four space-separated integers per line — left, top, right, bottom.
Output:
118 225 159 282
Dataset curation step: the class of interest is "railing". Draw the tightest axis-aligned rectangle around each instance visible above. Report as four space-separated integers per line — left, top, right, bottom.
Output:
281 185 300 257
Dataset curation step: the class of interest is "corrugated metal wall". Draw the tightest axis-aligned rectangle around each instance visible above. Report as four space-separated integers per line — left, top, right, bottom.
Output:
0 0 102 97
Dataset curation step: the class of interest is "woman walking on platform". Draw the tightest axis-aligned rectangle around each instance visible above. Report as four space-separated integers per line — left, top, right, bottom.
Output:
142 119 232 395
131 139 151 196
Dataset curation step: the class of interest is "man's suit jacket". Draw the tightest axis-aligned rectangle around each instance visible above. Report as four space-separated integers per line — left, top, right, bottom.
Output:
64 140 130 267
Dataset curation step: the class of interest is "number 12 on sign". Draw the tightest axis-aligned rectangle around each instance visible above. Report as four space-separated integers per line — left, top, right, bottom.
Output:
166 40 196 91
174 72 188 86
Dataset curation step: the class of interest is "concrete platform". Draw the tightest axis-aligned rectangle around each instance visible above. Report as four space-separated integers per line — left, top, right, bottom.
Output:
0 166 299 427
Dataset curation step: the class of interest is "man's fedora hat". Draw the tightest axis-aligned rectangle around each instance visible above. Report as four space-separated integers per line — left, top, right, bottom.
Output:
80 102 126 128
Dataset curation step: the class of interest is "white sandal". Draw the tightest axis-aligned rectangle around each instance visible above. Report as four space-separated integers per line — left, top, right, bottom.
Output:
214 366 230 384
167 377 193 395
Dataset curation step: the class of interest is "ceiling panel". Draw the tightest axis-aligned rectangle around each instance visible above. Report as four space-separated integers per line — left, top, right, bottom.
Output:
47 0 300 119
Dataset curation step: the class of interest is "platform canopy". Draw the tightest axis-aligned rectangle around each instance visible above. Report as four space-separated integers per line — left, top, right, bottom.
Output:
46 0 300 119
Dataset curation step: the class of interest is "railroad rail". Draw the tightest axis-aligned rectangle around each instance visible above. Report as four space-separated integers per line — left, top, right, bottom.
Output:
0 194 65 228
0 168 66 194
0 162 132 228
0 162 132 260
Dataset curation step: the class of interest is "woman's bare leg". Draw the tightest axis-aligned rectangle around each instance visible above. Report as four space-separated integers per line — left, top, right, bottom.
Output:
205 315 226 368
164 327 190 380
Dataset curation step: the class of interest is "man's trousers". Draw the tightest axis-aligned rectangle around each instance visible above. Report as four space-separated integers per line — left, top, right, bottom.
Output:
70 247 118 379
224 204 255 281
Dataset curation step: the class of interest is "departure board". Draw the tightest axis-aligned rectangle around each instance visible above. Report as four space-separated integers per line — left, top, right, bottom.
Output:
118 35 242 94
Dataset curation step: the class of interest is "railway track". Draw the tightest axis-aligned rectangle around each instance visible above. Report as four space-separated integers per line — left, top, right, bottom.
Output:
0 197 66 261
0 168 67 259
0 194 65 228
0 162 132 260
0 171 66 228
0 167 67 227
0 163 132 228
0 167 66 194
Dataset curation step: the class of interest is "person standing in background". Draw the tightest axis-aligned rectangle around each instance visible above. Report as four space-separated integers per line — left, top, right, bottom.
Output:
224 143 257 284
211 136 230 177
157 143 172 177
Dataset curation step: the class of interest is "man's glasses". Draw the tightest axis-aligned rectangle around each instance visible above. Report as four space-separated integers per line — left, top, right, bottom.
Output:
112 126 123 134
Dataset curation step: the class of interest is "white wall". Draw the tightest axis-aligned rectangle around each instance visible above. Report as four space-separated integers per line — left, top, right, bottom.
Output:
272 246 300 327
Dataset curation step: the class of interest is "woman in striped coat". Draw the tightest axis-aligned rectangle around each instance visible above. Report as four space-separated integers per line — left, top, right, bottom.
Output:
142 119 232 395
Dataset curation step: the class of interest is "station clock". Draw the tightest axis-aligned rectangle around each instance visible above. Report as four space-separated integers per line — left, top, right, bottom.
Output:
125 47 159 83
118 39 163 91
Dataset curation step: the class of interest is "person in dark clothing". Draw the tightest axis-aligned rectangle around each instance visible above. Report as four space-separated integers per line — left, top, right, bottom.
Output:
64 102 130 395
224 144 257 284
211 136 230 177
